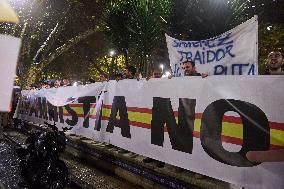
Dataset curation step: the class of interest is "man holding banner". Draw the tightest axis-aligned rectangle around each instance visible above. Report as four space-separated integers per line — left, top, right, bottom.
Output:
183 60 208 78
168 60 208 79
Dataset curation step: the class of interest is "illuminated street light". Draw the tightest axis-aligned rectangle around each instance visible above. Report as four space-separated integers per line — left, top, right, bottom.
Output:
109 50 116 56
162 71 171 78
160 64 164 73
73 81 78 87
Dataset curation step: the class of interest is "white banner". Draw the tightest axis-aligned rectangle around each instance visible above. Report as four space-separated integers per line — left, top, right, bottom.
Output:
166 16 258 77
0 34 21 111
15 76 284 189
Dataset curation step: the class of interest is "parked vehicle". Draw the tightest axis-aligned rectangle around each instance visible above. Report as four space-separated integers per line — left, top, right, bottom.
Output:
16 122 70 189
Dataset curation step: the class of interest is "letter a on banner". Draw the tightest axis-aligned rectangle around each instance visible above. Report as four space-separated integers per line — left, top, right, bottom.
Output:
106 96 131 138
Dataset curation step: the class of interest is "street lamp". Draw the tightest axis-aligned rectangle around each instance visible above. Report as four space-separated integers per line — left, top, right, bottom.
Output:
159 64 164 73
109 50 116 57
162 71 171 78
72 81 78 87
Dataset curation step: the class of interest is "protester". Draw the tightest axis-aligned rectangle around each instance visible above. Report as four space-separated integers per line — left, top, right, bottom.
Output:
49 80 55 88
123 65 136 79
168 60 208 79
88 78 96 84
54 79 62 88
183 60 208 77
115 73 123 81
99 74 108 82
11 86 21 115
62 78 71 87
146 68 162 80
40 81 50 89
264 51 284 75
152 68 162 78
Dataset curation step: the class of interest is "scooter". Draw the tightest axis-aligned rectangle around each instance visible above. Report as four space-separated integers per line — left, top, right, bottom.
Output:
16 122 70 189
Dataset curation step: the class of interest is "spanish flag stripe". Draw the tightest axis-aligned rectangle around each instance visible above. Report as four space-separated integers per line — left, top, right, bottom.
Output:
129 121 151 129
269 122 284 130
103 105 112 109
65 105 284 131
62 104 284 147
221 135 243 145
221 122 243 139
63 107 96 114
195 113 202 119
222 116 242 124
192 120 243 139
270 129 284 146
127 107 152 114
104 106 284 131
63 113 96 119
270 144 284 150
69 104 96 108
99 117 284 148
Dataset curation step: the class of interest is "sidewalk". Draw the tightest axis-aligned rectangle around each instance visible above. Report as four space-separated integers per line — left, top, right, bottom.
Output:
4 130 142 189
0 139 25 189
4 122 242 189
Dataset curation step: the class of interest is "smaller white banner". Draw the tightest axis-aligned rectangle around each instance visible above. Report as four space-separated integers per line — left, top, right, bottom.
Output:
0 34 21 111
166 16 258 77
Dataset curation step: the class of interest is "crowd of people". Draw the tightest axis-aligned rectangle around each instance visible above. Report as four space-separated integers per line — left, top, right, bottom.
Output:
26 50 284 91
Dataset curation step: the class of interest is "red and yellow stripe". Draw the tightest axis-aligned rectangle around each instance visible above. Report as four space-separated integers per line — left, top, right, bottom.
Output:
62 104 284 149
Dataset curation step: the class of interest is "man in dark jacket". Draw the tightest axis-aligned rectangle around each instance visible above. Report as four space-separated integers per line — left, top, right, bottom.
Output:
183 60 209 77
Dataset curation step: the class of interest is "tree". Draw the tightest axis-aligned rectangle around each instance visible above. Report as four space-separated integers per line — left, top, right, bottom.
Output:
0 0 114 87
104 1 132 67
1 0 283 84
104 0 172 76
129 0 172 76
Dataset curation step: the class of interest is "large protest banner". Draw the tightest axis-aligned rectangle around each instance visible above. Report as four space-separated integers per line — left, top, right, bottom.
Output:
166 16 258 76
15 76 284 189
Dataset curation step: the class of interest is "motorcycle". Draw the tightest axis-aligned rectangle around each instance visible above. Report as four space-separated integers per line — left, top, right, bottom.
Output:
16 122 70 189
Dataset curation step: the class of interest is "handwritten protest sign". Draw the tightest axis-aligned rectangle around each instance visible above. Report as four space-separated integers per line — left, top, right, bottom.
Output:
166 16 258 76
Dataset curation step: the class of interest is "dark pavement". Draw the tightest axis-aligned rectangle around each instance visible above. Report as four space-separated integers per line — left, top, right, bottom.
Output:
0 139 25 189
